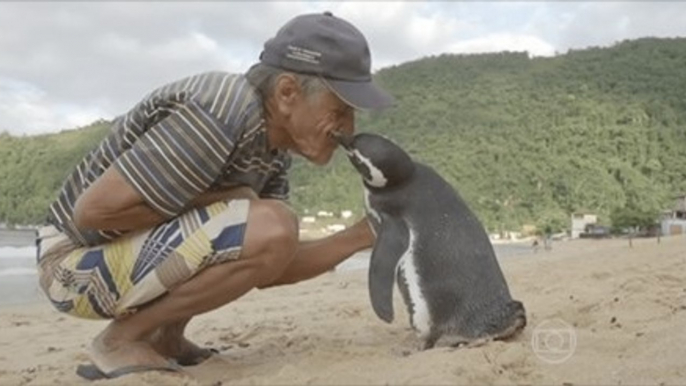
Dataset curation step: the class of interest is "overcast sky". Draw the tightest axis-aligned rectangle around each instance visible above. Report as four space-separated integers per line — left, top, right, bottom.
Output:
1 1 685 135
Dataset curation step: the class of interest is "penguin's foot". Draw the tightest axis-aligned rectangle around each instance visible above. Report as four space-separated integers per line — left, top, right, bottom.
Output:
451 337 492 349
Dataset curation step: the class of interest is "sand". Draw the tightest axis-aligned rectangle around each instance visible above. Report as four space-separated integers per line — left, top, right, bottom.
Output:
1 235 685 385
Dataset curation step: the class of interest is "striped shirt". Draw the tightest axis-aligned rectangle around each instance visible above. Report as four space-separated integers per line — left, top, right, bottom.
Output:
46 71 291 247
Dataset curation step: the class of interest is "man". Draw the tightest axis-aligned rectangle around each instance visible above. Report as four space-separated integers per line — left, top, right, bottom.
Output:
36 12 393 379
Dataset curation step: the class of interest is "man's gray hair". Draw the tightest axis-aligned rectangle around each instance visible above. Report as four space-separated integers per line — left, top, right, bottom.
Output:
246 63 327 100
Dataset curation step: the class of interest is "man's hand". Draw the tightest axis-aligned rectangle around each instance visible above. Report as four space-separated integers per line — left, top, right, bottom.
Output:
260 215 376 288
346 217 376 249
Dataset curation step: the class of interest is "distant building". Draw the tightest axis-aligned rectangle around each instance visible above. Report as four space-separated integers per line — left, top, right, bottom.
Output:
326 224 346 233
301 216 316 224
661 194 686 236
571 213 597 239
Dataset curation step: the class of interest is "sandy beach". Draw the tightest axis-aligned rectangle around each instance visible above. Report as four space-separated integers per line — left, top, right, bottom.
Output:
1 235 685 385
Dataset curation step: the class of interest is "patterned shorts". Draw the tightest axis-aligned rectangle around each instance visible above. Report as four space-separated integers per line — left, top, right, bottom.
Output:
36 199 250 320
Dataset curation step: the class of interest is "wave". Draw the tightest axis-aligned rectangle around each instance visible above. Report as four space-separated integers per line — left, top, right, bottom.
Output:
0 246 36 259
0 267 37 277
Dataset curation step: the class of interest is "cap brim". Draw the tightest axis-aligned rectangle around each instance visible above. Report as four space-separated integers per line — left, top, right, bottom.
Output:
322 78 395 111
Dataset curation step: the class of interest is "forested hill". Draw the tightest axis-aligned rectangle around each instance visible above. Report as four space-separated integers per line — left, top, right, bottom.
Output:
2 37 686 232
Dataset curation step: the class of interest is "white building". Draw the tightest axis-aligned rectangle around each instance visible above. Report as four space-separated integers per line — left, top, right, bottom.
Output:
661 195 686 236
301 216 316 224
326 224 346 233
571 213 597 239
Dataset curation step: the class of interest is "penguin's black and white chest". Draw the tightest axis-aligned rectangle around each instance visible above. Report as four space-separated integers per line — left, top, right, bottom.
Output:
363 187 433 340
393 224 433 340
363 188 382 231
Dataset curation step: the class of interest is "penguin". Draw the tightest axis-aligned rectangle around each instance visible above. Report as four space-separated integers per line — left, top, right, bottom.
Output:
332 132 526 349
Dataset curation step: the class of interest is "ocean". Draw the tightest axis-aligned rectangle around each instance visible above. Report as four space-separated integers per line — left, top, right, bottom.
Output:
0 245 43 307
0 232 533 307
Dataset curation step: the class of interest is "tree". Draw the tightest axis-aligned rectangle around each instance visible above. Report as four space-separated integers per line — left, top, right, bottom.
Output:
610 205 660 247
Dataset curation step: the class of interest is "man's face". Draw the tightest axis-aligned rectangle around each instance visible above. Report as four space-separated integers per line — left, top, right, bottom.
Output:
284 84 355 165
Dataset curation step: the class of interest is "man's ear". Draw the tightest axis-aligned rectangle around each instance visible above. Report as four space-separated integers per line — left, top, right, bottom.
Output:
273 73 300 116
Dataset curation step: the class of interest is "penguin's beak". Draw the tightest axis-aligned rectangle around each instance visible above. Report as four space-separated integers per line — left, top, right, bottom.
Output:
329 130 354 150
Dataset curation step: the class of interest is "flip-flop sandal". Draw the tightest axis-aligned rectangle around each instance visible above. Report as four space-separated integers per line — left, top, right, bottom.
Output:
75 360 183 380
176 347 220 367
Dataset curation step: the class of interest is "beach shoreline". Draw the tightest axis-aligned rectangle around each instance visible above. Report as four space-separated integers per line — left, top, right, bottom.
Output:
0 229 36 248
0 240 533 308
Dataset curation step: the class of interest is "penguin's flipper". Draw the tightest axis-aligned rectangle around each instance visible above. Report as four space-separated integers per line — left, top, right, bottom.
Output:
369 213 409 323
365 209 381 236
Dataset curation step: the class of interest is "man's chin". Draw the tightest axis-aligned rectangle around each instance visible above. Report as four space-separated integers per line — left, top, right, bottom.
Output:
310 155 333 166
299 151 333 166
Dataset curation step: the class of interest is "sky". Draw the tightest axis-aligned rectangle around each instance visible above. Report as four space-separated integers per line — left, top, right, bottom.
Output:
1 1 686 136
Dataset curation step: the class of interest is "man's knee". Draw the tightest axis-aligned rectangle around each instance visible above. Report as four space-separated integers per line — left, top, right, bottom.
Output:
247 199 298 245
241 199 298 282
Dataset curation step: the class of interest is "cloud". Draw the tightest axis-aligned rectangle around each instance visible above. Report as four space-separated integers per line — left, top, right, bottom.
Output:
447 33 556 57
320 2 470 68
0 2 291 133
0 78 107 135
1 2 686 134
1 1 477 133
525 2 686 52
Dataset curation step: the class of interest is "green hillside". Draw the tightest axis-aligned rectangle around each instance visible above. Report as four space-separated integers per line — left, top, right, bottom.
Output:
0 122 110 226
2 38 686 232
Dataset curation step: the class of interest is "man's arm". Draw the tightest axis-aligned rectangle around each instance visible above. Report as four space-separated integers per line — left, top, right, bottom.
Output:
73 165 165 231
74 165 256 231
261 218 375 287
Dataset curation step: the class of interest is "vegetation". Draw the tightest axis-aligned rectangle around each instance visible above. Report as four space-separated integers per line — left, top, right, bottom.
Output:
610 204 662 247
0 121 110 226
2 38 686 233
610 205 661 234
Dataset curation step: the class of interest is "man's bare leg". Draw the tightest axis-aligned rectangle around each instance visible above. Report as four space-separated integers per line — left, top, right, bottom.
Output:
87 200 299 373
147 216 376 365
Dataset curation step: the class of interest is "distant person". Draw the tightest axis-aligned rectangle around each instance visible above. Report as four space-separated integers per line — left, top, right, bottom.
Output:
35 12 392 379
544 226 553 251
532 238 540 253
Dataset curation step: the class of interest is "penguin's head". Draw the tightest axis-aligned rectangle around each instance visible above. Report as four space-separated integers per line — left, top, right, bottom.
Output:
331 131 415 189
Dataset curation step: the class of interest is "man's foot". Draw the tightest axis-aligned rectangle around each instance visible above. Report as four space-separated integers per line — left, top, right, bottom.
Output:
75 361 182 380
149 328 217 366
81 324 182 379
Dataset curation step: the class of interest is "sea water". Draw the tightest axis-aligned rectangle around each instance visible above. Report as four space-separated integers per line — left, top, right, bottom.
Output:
0 246 43 307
